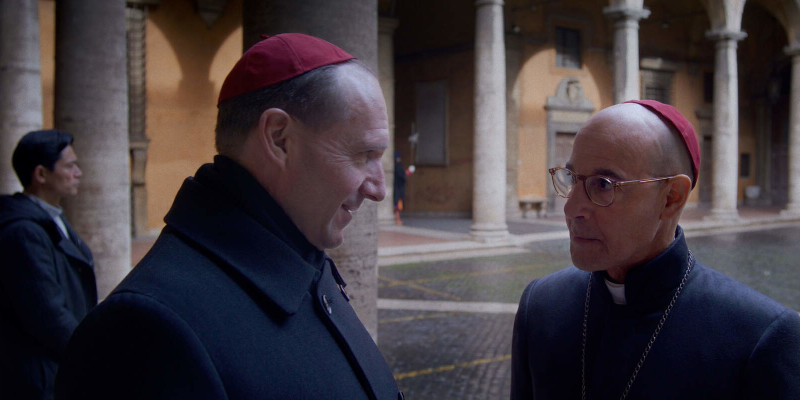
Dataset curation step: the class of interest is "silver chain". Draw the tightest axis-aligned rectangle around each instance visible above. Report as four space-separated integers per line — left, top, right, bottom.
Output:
581 252 694 400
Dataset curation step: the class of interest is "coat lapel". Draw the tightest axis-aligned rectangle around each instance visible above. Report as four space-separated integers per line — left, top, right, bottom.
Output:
164 177 318 315
58 218 94 268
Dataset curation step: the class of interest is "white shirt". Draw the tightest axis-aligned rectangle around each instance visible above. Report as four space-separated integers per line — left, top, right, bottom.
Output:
26 194 70 240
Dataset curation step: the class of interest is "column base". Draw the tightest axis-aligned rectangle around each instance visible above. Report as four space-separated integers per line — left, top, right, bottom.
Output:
378 216 397 226
703 208 741 223
780 203 800 218
470 222 509 243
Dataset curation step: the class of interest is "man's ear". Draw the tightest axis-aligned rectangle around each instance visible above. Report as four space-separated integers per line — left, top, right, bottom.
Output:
256 108 292 166
32 165 48 185
661 174 692 219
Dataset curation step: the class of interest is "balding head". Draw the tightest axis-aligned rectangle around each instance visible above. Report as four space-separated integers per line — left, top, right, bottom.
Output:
584 103 694 186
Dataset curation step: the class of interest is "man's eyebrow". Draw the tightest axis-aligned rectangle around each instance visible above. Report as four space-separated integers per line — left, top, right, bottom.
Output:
359 138 388 152
565 163 623 180
594 168 623 180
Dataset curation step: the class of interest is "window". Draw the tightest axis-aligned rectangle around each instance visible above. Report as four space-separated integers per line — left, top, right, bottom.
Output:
641 69 673 104
556 27 581 69
703 72 714 104
740 153 751 178
644 86 669 104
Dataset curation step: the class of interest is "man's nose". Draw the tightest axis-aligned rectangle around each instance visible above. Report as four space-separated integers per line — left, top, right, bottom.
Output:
362 165 386 202
563 182 591 217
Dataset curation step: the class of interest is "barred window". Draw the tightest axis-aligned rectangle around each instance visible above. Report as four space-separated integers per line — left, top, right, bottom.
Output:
556 27 581 69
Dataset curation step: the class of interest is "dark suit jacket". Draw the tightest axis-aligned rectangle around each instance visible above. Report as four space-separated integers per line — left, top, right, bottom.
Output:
56 156 402 400
511 227 800 399
0 193 96 400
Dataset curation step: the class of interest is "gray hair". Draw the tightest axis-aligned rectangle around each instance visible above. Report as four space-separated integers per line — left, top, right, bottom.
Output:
215 59 371 155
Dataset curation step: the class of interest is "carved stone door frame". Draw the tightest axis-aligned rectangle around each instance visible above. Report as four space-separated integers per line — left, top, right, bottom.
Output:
544 77 594 215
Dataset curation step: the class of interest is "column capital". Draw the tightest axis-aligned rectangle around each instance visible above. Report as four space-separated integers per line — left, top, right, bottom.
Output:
475 0 503 7
602 6 650 21
784 44 800 57
705 29 747 42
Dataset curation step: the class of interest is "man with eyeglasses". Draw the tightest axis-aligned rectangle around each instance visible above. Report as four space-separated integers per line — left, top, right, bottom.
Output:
511 100 800 399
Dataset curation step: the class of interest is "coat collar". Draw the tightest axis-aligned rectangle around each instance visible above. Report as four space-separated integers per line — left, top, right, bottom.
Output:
0 193 93 267
164 156 324 315
597 226 690 309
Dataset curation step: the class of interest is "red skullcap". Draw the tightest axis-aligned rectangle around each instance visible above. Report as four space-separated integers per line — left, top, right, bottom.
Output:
624 100 701 189
217 33 355 105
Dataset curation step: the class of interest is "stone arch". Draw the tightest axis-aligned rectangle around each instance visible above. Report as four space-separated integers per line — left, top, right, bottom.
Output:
136 0 243 233
698 0 746 32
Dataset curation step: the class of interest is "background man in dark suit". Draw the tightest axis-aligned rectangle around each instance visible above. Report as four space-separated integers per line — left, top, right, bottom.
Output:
56 33 403 399
0 129 97 400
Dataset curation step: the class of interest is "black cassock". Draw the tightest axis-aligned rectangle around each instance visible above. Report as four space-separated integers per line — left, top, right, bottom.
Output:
56 156 402 400
512 227 800 400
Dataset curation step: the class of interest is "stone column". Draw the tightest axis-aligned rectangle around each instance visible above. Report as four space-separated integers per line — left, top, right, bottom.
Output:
0 0 42 193
378 17 399 226
242 0 382 340
127 2 151 237
603 3 650 104
506 34 522 219
55 0 131 298
471 0 508 240
783 45 800 216
705 29 747 221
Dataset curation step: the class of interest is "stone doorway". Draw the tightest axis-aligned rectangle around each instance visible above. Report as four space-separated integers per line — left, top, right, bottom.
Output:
545 77 594 215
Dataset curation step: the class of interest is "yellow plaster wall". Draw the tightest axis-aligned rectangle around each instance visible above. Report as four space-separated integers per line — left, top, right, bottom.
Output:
394 51 475 214
515 42 612 201
671 65 707 204
144 0 242 229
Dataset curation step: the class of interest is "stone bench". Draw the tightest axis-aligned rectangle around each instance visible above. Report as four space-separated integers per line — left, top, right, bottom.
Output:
519 197 547 218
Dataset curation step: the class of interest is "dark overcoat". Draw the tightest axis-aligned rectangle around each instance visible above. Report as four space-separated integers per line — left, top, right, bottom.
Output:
0 193 96 400
55 156 403 400
511 227 800 400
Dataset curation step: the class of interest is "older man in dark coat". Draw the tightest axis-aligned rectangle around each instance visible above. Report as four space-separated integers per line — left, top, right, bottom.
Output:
511 101 800 399
56 34 402 399
0 130 96 400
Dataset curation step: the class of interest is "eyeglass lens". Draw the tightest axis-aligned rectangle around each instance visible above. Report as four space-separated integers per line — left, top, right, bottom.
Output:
552 169 615 206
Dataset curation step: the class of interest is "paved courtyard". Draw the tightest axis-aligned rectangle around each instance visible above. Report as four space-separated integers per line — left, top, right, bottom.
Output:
377 222 800 399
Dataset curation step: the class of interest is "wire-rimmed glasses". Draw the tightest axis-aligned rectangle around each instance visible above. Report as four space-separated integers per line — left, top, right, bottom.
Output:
548 167 679 207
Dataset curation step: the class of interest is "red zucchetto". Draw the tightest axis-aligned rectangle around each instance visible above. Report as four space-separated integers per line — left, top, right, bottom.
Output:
625 99 701 188
217 33 355 105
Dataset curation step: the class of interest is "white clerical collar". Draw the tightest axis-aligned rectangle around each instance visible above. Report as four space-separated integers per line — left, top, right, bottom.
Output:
604 278 627 305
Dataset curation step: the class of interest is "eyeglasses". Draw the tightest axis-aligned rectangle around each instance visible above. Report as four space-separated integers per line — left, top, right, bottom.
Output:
548 167 679 207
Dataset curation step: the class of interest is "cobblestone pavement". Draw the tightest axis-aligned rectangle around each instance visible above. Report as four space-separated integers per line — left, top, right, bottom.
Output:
377 223 800 399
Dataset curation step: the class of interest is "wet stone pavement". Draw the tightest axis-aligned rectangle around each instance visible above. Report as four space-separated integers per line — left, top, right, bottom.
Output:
376 223 800 399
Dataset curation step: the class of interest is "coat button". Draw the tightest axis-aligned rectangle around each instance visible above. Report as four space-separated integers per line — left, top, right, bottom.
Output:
338 284 350 301
322 294 332 314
